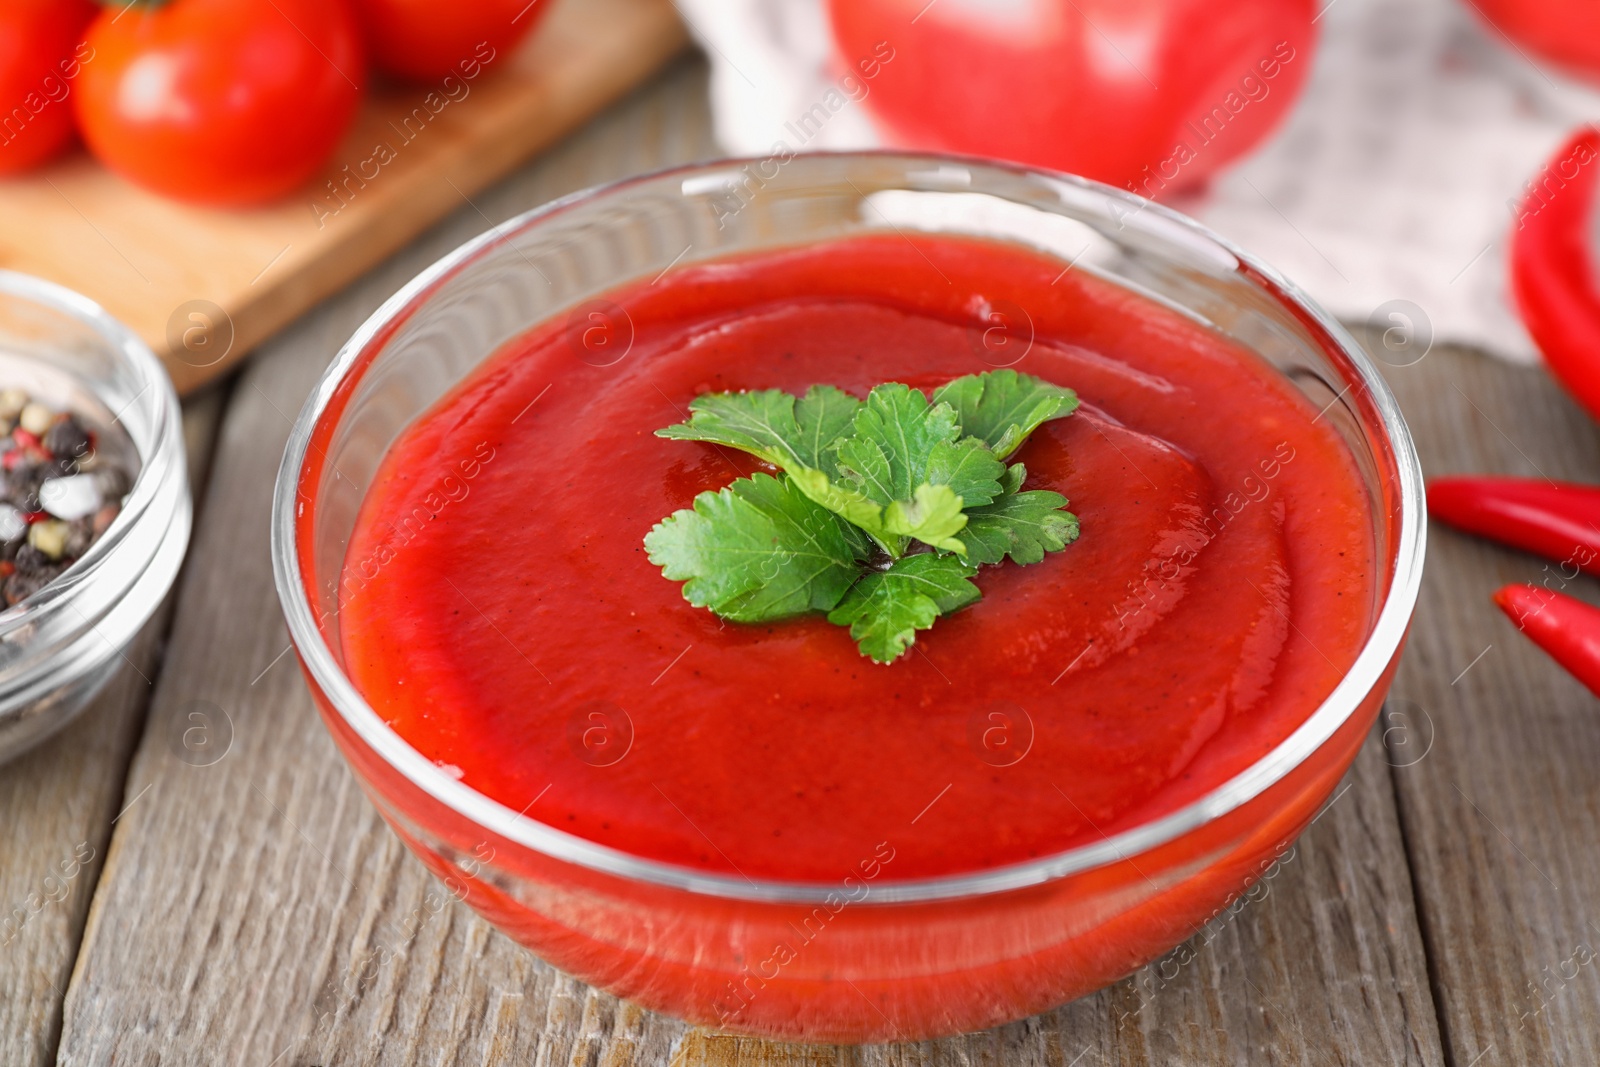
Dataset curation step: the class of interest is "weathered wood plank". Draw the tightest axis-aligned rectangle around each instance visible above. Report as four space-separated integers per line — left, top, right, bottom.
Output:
0 383 226 1067
53 56 718 1067
1378 342 1600 1067
52 59 1443 1065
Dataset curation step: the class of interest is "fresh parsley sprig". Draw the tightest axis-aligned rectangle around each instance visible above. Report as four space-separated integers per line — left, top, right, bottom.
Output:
645 370 1081 663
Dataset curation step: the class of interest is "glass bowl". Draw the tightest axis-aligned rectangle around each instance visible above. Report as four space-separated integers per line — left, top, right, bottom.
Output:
0 272 190 764
271 153 1425 1043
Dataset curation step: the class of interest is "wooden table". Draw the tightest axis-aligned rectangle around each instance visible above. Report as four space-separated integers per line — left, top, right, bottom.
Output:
4 55 1598 1067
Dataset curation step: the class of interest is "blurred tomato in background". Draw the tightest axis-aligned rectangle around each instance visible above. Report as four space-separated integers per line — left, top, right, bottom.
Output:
355 0 552 82
0 0 98 176
1468 0 1600 80
827 0 1316 195
73 0 365 206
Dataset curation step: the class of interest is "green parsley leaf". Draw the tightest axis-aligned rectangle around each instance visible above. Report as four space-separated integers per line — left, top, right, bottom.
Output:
925 436 1007 507
655 386 860 471
961 463 1081 565
834 384 961 501
880 483 970 552
826 553 981 664
658 383 1007 557
792 385 863 469
830 383 1005 555
657 385 952 554
784 472 969 558
782 467 898 540
644 473 871 623
649 375 1085 663
932 369 1079 460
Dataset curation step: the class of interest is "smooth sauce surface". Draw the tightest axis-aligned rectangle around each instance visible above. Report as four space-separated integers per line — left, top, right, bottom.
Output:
339 234 1376 882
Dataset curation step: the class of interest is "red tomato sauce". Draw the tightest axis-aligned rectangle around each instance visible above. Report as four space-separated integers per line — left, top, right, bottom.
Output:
338 234 1376 884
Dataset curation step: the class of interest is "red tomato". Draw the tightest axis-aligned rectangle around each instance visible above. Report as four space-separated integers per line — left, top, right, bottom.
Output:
1468 0 1600 80
352 0 551 83
1509 126 1600 425
0 0 97 176
73 0 365 206
827 0 1316 195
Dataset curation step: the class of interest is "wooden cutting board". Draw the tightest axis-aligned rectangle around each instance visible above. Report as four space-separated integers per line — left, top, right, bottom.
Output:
0 0 690 395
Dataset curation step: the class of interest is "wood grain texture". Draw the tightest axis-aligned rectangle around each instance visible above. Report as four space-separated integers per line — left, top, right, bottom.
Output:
45 59 1448 1066
0 0 688 397
53 57 718 1067
1376 341 1600 1067
0 384 226 1067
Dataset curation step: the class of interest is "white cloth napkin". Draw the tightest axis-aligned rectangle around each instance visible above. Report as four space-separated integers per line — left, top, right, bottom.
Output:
674 0 1600 363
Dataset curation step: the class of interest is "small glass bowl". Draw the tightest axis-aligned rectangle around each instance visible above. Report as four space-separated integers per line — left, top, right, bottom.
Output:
0 273 190 764
272 153 1425 1042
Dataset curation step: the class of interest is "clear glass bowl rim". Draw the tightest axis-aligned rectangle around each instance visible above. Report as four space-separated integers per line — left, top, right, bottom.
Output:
270 151 1427 906
0 270 186 700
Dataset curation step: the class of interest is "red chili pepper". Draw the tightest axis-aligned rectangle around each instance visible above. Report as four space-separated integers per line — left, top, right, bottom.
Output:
1428 476 1600 575
1 451 20 472
1511 125 1600 424
22 511 47 525
10 429 39 450
0 562 15 578
1494 584 1600 697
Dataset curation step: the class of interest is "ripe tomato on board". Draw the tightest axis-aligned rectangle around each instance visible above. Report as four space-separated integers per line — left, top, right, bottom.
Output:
826 0 1316 195
0 0 98 176
73 0 365 206
1467 0 1600 80
352 0 552 82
